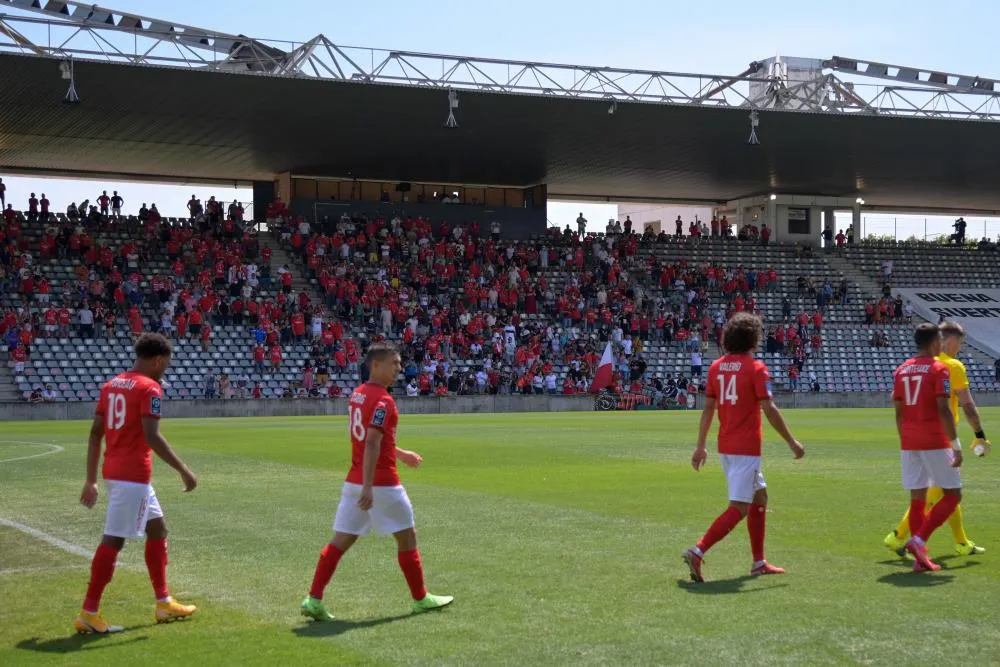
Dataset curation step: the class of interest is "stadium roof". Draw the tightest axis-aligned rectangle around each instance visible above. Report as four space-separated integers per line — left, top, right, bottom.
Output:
2 2 1000 212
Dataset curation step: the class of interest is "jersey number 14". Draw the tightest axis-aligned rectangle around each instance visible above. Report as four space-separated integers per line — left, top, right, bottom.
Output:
717 375 738 406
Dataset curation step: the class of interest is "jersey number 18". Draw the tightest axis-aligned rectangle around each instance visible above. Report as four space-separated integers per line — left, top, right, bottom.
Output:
349 406 366 441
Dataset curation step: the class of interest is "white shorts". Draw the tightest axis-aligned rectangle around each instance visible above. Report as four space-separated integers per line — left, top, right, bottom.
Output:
103 480 163 539
332 482 415 536
719 454 767 503
900 450 962 490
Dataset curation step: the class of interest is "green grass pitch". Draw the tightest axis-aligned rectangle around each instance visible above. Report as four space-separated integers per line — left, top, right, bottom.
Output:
1 409 999 666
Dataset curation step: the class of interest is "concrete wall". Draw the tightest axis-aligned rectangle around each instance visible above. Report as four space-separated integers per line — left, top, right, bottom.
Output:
0 395 593 421
3 392 998 421
290 199 548 239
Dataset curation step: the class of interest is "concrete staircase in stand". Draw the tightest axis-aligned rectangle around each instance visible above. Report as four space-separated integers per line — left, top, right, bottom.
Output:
828 250 999 366
0 358 23 402
263 242 312 294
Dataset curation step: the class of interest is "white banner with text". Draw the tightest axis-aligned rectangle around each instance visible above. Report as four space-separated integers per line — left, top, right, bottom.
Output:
894 288 1000 358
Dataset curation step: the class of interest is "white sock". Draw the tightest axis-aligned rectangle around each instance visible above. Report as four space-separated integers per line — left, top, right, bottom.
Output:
691 546 704 558
157 596 172 603
753 560 766 569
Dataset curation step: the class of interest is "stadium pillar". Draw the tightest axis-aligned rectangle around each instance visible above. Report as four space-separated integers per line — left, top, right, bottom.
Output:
276 171 292 205
852 203 862 238
823 207 835 234
252 181 276 222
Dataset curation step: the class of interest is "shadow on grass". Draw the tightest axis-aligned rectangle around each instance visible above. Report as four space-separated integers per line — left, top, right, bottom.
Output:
16 630 150 654
876 554 982 587
876 571 956 587
676 575 788 595
293 613 414 638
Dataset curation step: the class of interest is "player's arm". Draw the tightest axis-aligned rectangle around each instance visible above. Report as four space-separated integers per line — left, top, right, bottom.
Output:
893 399 904 440
142 417 197 491
761 399 805 459
358 427 383 510
936 396 962 467
691 396 716 471
80 415 105 508
396 448 423 468
956 388 986 437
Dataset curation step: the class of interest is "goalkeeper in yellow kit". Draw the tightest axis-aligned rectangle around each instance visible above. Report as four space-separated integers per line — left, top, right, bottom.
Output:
885 321 991 557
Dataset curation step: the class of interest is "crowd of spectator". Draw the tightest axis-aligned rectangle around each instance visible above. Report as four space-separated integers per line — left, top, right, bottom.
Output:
0 180 895 402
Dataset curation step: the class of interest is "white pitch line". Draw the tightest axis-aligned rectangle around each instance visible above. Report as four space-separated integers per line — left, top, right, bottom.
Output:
0 564 88 575
0 440 66 464
0 517 93 558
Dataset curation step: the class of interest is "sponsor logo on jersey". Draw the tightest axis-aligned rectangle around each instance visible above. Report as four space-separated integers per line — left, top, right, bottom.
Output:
371 406 387 427
943 380 951 395
765 381 774 397
150 396 162 416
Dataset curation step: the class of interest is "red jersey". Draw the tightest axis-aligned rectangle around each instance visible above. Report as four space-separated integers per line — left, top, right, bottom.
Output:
345 383 400 486
94 371 163 484
892 356 951 451
705 354 772 456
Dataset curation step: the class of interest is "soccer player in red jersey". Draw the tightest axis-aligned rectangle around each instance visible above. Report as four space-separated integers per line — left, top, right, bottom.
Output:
302 342 453 620
75 333 199 634
684 313 805 582
892 323 963 573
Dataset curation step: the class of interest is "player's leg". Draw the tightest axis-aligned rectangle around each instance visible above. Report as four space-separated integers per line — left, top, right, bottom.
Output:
885 506 912 555
747 486 784 576
906 452 961 571
302 483 366 621
368 485 452 612
684 455 751 582
929 484 983 555
392 528 453 613
145 494 197 623
76 533 125 634
76 480 145 634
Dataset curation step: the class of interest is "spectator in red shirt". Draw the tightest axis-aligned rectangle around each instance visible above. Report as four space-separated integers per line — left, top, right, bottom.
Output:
200 323 212 352
270 344 283 369
188 309 203 336
253 344 266 373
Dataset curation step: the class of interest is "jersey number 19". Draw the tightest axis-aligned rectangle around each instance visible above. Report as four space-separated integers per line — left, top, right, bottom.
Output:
106 392 127 430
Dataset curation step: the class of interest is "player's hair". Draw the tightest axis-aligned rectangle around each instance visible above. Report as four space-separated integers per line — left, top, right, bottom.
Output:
913 323 941 349
134 332 173 359
364 341 400 366
939 320 966 339
723 313 763 354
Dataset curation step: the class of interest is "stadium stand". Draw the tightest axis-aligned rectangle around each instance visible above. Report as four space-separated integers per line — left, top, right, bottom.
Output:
2 191 998 403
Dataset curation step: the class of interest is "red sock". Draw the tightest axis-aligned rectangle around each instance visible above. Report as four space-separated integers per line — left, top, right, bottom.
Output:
145 538 169 601
309 543 344 600
397 548 427 601
908 498 926 538
83 543 119 613
696 506 744 554
916 494 959 542
747 503 767 562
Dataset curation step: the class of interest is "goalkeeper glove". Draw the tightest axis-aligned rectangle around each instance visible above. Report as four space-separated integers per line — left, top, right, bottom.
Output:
972 437 991 457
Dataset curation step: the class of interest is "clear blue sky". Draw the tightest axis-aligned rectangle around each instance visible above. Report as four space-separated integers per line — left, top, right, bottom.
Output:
4 0 1000 236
